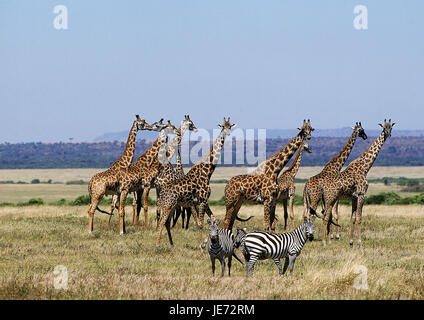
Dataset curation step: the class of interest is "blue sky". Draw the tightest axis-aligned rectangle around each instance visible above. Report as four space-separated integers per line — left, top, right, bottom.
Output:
0 0 423 142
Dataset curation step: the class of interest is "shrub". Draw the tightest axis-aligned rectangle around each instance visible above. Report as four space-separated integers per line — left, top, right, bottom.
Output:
66 180 87 185
70 195 91 206
31 179 40 184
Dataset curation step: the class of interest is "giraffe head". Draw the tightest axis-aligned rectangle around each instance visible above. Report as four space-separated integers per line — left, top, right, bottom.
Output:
303 140 312 153
218 117 237 136
150 118 168 132
181 115 198 133
378 119 395 139
163 120 179 136
352 122 368 140
297 119 314 140
135 115 152 131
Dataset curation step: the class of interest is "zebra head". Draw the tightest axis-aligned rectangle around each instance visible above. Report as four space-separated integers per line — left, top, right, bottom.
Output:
207 218 221 245
303 215 316 241
235 227 247 248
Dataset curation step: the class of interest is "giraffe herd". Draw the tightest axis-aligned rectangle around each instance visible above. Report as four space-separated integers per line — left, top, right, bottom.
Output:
87 116 395 251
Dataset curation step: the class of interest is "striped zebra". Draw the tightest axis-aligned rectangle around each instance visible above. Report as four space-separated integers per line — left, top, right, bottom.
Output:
205 218 243 276
235 213 317 277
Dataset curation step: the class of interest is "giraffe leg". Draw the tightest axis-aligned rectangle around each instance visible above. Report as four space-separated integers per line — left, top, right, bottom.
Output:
349 197 358 247
108 194 118 227
282 198 288 231
134 190 142 225
270 201 277 233
356 195 365 248
197 203 207 248
185 207 191 229
289 193 295 230
156 206 173 247
165 214 174 246
119 190 129 235
334 201 340 240
172 206 181 228
88 195 101 233
155 187 161 225
321 201 334 246
263 199 274 232
222 196 242 230
142 187 150 227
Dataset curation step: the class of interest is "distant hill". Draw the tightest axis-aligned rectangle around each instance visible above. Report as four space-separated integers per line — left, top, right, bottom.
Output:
93 127 424 141
1 136 423 169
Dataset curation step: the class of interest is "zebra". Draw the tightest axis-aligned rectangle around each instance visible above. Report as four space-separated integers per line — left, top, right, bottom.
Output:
205 218 243 277
235 211 318 277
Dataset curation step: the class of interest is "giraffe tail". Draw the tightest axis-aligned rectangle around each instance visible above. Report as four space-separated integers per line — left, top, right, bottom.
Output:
235 214 254 222
95 206 114 216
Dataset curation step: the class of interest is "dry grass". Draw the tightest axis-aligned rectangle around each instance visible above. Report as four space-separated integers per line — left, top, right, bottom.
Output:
0 204 423 300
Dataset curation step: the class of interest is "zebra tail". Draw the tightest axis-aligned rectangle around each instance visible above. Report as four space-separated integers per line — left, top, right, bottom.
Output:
232 251 244 265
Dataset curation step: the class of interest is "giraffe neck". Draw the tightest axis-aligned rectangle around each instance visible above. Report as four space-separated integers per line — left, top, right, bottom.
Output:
205 129 227 167
176 147 183 172
167 124 187 161
157 130 170 169
357 131 386 174
264 134 304 179
189 129 227 179
322 128 358 175
111 121 137 170
284 142 305 178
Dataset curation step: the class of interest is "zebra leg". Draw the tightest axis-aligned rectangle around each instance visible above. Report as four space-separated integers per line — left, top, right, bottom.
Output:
273 258 283 275
246 256 258 277
211 256 216 276
220 258 226 277
282 256 289 275
288 254 297 274
228 254 232 277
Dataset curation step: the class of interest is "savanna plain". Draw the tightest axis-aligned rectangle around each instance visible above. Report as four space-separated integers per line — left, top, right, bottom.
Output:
0 167 423 299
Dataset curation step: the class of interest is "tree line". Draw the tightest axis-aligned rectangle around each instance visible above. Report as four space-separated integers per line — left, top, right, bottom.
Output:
0 136 423 169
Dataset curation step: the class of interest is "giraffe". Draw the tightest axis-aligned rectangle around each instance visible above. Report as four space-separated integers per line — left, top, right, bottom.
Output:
107 115 198 226
221 119 314 233
87 115 152 233
275 140 311 231
318 119 395 247
115 120 178 235
171 146 194 230
154 116 198 224
155 117 236 247
303 122 368 240
128 115 198 227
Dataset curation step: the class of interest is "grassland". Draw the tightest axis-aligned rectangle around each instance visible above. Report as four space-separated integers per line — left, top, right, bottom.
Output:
1 166 423 204
0 167 423 299
0 204 423 299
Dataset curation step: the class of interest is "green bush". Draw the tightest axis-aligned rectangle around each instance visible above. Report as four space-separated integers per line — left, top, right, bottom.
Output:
70 195 91 206
31 179 40 184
